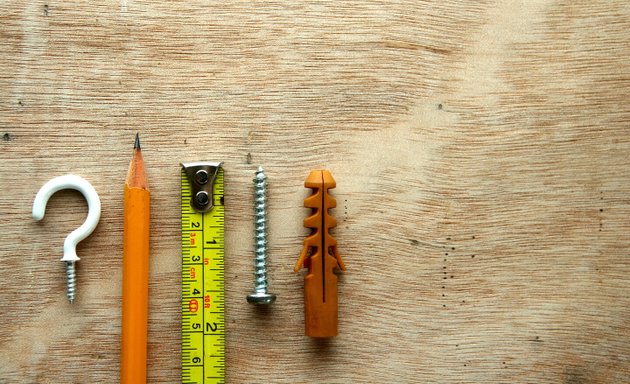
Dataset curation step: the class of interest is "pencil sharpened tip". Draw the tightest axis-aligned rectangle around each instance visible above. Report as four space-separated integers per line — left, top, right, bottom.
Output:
134 133 141 149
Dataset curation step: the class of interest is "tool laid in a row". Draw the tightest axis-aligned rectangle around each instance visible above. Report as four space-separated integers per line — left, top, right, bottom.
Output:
32 134 347 384
294 170 346 338
33 135 151 384
240 166 347 338
180 161 226 384
32 174 101 304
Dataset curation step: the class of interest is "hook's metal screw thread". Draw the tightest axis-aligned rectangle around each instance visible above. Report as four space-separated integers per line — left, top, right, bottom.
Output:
66 261 76 303
247 166 276 305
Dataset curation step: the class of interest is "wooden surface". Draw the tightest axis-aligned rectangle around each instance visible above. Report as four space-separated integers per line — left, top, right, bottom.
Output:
1 1 629 382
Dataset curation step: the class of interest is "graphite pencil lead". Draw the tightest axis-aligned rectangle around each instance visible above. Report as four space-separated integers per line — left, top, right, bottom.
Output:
134 133 141 150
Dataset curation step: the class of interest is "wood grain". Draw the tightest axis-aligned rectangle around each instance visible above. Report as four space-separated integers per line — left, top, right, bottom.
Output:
1 1 629 382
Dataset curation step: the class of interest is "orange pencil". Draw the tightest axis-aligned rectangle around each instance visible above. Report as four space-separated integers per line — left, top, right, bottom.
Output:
121 133 151 384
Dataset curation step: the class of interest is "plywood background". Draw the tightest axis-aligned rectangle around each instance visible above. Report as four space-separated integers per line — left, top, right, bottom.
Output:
1 1 629 383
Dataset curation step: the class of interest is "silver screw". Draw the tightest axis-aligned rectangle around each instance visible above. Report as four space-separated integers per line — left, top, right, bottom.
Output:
66 261 76 303
247 166 276 305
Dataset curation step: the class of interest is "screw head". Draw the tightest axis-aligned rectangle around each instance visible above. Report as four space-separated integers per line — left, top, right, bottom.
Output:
195 191 209 207
195 169 209 185
247 292 276 305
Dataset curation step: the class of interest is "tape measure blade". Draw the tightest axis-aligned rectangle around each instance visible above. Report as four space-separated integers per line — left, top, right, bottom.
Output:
182 166 225 384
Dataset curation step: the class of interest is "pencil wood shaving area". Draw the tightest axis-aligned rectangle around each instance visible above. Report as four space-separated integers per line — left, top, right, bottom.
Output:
1 1 629 382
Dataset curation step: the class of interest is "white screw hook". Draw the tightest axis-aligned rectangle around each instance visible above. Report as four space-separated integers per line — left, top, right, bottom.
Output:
33 174 101 303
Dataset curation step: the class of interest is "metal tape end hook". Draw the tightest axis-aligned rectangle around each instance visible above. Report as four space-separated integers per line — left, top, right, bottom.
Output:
33 175 102 262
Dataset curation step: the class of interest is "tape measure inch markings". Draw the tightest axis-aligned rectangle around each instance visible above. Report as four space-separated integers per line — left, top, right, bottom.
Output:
181 162 225 384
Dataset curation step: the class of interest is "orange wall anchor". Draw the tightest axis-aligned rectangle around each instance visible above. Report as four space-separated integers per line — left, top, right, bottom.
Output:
294 170 346 338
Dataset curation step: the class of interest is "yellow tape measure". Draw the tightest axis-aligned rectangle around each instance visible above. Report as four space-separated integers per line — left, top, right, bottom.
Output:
181 162 225 384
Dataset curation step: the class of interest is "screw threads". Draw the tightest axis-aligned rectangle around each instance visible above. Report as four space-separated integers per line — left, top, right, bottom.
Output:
253 167 269 292
247 166 276 305
66 261 76 303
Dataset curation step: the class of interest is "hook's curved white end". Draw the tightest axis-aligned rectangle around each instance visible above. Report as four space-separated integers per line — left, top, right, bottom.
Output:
32 175 101 262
